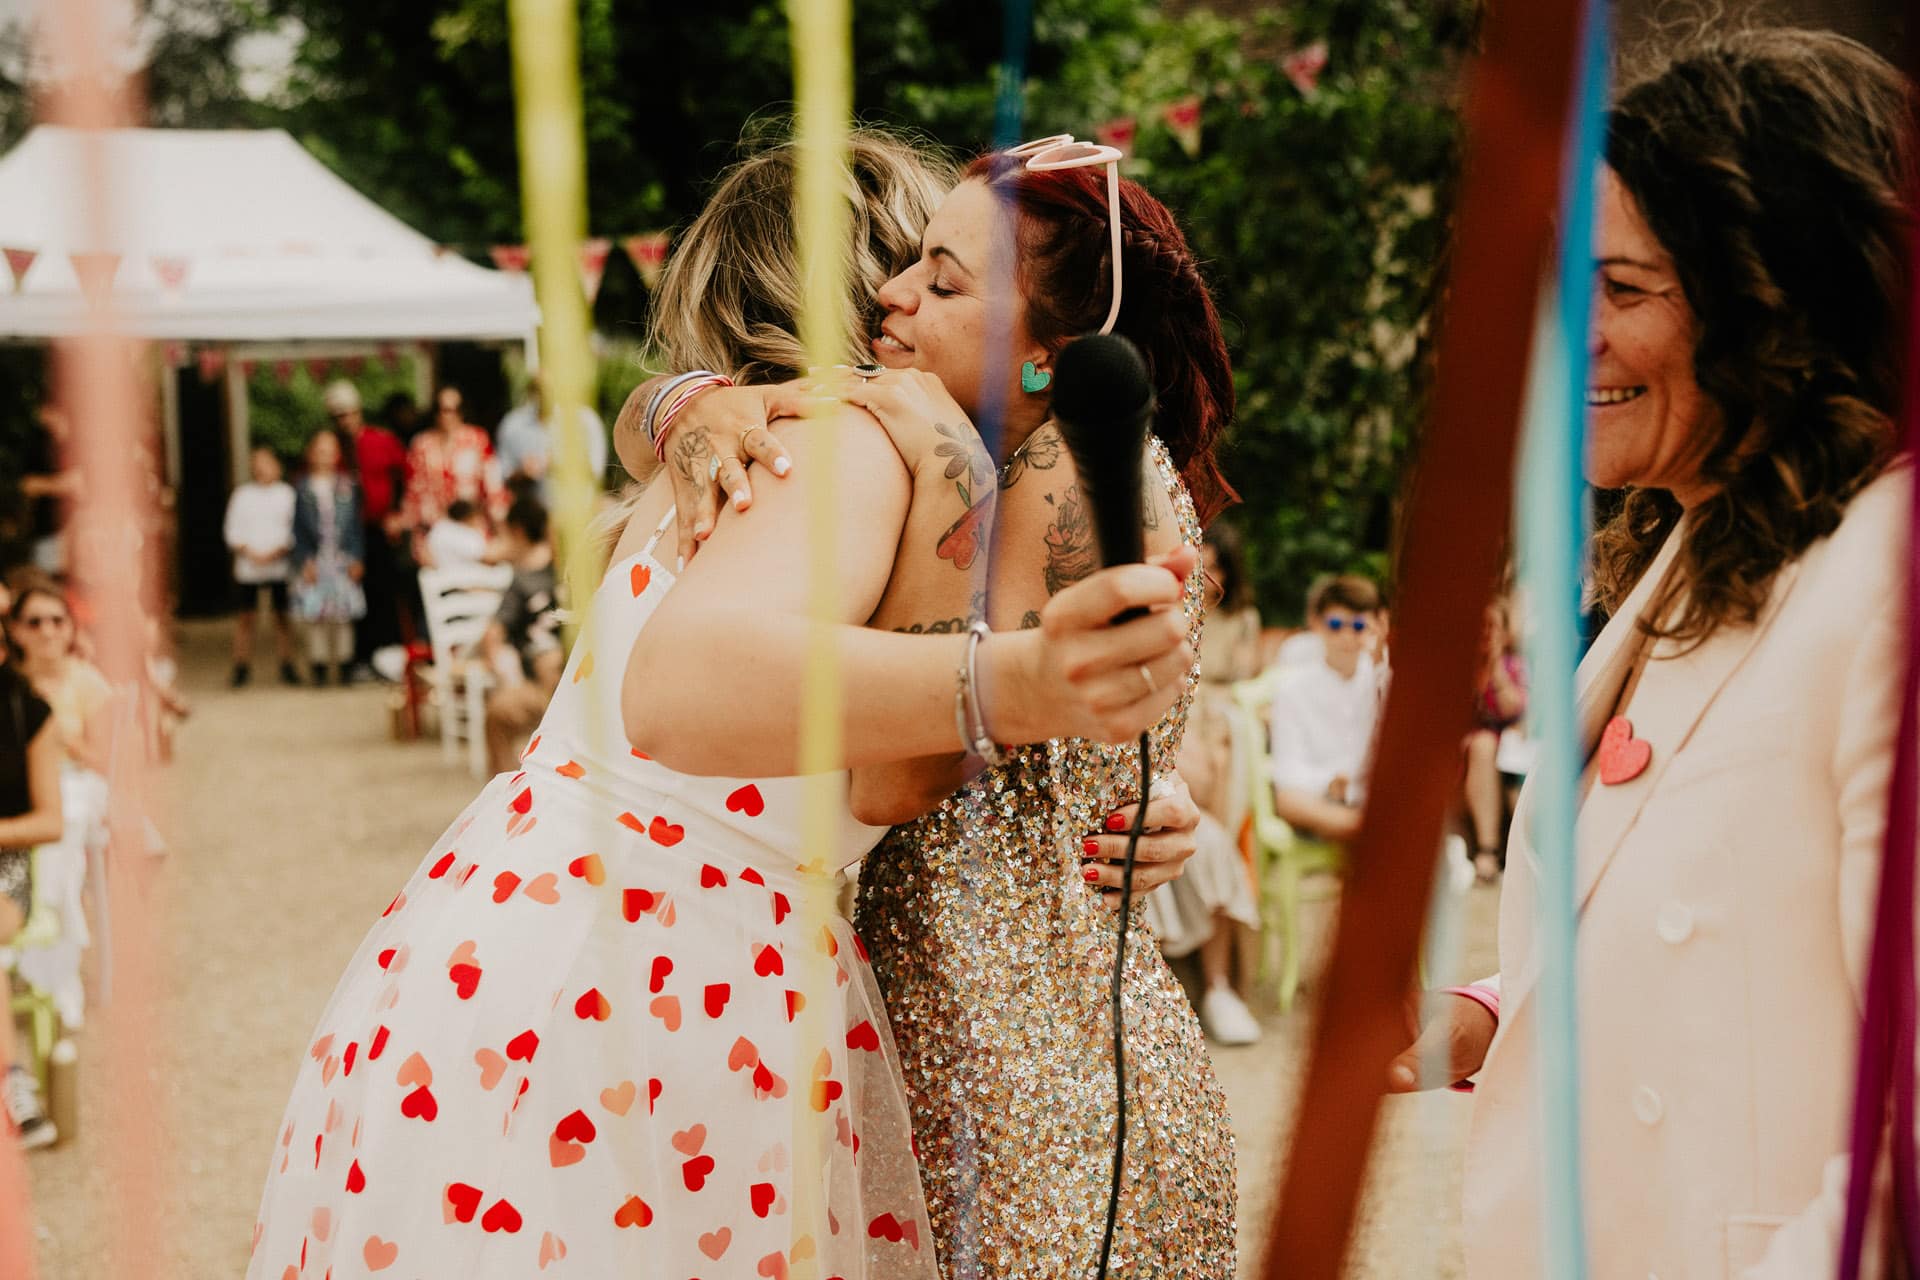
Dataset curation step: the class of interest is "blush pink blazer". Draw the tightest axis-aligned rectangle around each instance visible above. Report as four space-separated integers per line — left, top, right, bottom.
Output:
1462 466 1915 1279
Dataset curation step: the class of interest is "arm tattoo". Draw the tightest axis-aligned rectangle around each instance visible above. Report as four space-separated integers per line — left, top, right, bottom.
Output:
669 424 713 485
1042 486 1098 596
998 429 1063 491
1020 610 1042 630
1142 485 1163 532
892 617 968 635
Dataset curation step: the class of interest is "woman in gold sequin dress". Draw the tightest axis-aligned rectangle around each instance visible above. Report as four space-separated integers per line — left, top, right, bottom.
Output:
643 147 1239 1275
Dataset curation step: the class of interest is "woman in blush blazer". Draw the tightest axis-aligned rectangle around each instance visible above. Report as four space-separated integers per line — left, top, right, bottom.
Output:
1390 30 1919 1278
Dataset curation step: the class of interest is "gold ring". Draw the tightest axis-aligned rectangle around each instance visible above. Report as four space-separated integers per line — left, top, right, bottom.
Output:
1139 664 1157 695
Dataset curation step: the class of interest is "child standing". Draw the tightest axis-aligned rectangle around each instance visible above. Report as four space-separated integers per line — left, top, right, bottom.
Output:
288 429 365 687
222 445 298 688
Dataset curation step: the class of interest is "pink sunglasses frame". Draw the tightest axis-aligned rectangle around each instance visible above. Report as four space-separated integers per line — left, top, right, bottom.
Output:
1004 134 1125 335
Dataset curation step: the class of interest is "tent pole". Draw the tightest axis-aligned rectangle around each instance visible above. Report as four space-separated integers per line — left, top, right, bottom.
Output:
224 356 249 488
158 348 181 491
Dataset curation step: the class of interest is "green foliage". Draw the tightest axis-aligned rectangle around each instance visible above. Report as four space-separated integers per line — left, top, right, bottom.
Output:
244 358 426 463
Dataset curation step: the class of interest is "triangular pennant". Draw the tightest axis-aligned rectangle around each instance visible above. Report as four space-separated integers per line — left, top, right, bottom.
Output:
579 237 613 303
196 349 226 383
622 233 670 288
4 247 38 292
273 359 296 385
1094 116 1137 162
69 251 121 300
306 357 332 383
343 355 366 376
151 255 190 291
162 342 186 367
1161 95 1203 158
489 245 532 273
378 343 400 371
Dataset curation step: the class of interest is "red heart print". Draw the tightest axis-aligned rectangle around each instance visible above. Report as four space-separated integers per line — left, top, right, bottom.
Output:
506 1029 539 1062
648 995 681 1031
754 945 784 978
396 1052 433 1088
362 1236 398 1271
648 1078 662 1113
523 873 561 904
474 1048 507 1090
523 734 540 758
739 866 766 886
575 988 612 1021
510 788 533 815
868 1213 904 1243
600 1080 636 1116
613 1195 652 1229
772 892 791 925
1598 715 1652 786
538 1231 566 1269
492 871 521 903
623 888 658 922
671 1123 707 1156
700 1227 733 1259
444 1181 483 1224
381 889 405 916
630 562 652 596
616 811 645 833
649 955 672 993
554 759 585 780
630 748 651 761
699 863 727 889
752 1060 786 1100
311 1033 335 1062
342 1039 359 1076
750 1182 777 1218
846 1021 880 1052
682 1154 716 1192
649 817 686 847
852 933 869 962
811 1078 845 1112
448 963 482 999
549 1134 585 1168
785 990 805 1022
902 1219 920 1249
460 863 479 886
345 1160 366 1194
725 784 765 817
757 1251 790 1279
376 949 396 970
567 854 605 885
480 1198 522 1234
400 1085 438 1122
428 851 456 879
704 983 731 1018
555 1109 596 1144
728 1036 760 1071
368 1026 390 1060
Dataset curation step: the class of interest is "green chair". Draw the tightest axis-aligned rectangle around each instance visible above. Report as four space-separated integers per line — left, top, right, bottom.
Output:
1230 673 1345 1013
5 849 64 1096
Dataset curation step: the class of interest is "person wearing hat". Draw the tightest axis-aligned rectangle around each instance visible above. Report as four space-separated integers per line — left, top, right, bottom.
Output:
321 379 411 677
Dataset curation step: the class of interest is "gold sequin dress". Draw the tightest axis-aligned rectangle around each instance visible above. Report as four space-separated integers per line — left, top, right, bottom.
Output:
854 440 1237 1279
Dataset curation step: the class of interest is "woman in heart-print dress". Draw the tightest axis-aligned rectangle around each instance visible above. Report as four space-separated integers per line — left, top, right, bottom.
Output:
246 132 1198 1280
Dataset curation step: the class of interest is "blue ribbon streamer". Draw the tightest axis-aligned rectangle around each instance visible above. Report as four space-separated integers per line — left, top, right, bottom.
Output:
1518 1 1609 1275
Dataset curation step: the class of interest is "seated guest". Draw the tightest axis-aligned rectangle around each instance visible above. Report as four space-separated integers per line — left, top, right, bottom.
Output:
422 499 492 573
1268 573 1382 843
480 498 563 772
494 372 609 504
0 630 62 1149
223 445 299 688
6 574 112 780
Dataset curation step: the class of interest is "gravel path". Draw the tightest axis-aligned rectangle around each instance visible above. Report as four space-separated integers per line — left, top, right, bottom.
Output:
24 620 1498 1277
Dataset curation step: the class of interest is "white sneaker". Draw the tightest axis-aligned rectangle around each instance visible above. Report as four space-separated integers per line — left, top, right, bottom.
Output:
4 1066 56 1150
1200 986 1263 1046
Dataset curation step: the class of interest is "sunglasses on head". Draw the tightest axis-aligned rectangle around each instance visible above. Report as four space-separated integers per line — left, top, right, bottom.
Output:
1005 134 1125 335
1323 616 1369 633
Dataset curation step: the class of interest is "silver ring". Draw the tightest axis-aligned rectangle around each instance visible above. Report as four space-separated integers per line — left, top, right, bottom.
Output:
851 363 885 380
1138 664 1157 695
707 453 722 482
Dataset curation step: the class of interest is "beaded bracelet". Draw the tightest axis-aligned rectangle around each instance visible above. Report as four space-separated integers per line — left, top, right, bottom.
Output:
955 620 1007 766
643 371 715 450
1440 983 1500 1093
651 374 734 462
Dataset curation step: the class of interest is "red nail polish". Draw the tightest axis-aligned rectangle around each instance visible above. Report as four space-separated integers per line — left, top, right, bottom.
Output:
1083 866 1101 883
1082 838 1100 858
1106 813 1126 832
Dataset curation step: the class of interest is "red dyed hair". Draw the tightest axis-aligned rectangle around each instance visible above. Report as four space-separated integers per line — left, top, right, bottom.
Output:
966 153 1237 525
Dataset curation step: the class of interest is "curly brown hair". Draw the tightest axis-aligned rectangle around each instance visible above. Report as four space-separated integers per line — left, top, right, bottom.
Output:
1591 28 1917 645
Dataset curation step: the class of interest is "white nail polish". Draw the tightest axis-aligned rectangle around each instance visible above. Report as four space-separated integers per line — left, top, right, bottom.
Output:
773 458 791 477
732 490 749 509
676 556 685 573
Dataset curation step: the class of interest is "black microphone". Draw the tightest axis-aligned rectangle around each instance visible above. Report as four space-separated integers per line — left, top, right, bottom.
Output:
1050 333 1155 585
1048 331 1158 1280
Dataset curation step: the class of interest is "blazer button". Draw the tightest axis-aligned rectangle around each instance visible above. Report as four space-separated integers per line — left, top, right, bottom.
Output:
1633 1085 1665 1126
1655 901 1694 944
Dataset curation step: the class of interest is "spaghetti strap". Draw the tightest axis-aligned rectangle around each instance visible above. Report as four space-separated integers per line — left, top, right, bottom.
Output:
640 505 679 560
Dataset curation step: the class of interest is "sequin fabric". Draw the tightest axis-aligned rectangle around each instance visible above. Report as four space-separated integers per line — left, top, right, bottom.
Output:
855 438 1236 1279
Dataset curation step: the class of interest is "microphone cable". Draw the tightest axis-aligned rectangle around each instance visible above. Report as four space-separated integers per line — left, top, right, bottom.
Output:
1094 730 1152 1280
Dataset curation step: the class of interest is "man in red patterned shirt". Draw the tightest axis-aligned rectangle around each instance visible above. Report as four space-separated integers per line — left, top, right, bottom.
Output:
323 380 411 674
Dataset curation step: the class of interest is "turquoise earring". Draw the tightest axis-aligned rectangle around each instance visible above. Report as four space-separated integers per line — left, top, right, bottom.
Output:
1020 360 1052 394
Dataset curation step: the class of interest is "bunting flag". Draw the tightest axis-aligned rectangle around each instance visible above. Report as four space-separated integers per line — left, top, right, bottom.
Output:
1283 41 1330 98
306 357 332 383
343 355 365 376
195 348 225 383
622 231 670 288
489 244 532 273
273 359 295 385
1094 116 1137 162
579 236 612 302
4 247 37 291
1161 95 1203 157
161 342 185 367
150 255 189 291
378 342 401 371
69 250 121 301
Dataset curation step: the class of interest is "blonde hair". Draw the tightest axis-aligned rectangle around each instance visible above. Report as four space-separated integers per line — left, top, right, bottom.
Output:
646 128 955 384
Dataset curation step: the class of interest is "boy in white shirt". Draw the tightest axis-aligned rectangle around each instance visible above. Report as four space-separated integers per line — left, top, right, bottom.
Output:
223 445 298 687
423 499 493 571
1268 574 1385 843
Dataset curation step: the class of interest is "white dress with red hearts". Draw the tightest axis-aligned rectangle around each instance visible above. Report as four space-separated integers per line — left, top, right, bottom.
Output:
248 508 937 1280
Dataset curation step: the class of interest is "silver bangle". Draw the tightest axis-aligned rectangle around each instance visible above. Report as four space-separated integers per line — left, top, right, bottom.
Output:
644 370 718 449
957 620 1007 766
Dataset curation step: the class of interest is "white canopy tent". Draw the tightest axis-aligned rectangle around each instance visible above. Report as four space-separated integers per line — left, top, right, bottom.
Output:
0 125 538 483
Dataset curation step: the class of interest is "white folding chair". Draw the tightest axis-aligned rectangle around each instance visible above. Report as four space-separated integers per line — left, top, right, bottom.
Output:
417 564 513 777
